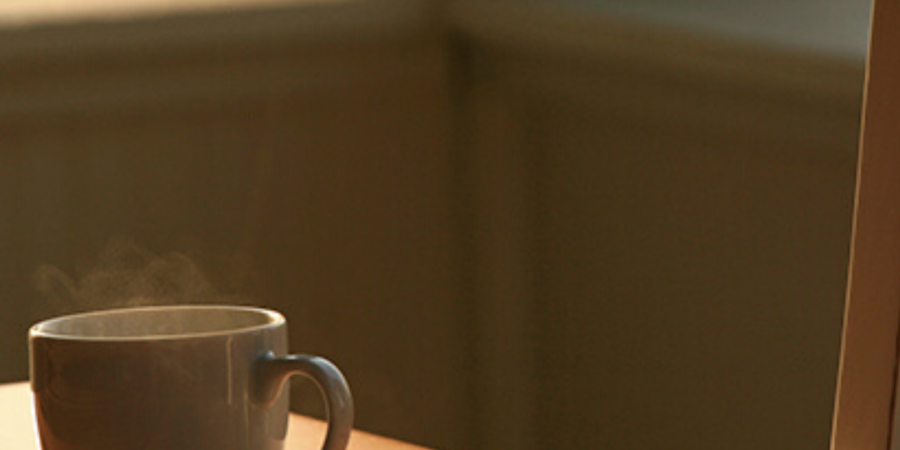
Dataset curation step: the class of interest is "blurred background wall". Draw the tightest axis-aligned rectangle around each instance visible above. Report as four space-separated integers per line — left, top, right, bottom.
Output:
0 0 871 449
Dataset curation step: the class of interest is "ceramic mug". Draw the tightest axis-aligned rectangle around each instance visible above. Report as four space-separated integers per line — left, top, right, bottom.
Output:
29 305 353 450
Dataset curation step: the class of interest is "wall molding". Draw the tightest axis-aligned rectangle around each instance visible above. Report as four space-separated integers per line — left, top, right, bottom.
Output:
449 1 863 103
0 0 439 120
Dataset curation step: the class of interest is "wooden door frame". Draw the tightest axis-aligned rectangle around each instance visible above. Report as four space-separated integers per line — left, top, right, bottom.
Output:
832 1 900 449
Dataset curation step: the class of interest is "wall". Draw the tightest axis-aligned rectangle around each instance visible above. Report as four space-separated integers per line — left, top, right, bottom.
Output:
451 2 863 449
0 0 867 449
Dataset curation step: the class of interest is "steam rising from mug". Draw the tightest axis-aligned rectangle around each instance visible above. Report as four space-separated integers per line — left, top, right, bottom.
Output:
33 237 248 314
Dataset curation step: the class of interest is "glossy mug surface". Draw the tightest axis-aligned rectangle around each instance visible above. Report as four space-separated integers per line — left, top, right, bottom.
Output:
29 305 353 450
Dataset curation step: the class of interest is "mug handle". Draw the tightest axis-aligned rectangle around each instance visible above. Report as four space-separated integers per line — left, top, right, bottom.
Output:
256 352 354 450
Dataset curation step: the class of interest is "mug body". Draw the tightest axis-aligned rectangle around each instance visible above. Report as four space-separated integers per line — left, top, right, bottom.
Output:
29 305 292 450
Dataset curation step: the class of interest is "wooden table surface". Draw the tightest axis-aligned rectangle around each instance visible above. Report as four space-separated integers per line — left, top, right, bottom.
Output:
0 382 429 450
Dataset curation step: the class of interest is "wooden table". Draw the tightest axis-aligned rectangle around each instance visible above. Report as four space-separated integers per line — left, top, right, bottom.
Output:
0 382 429 450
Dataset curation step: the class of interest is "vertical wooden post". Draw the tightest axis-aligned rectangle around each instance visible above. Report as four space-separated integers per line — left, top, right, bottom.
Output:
832 2 900 449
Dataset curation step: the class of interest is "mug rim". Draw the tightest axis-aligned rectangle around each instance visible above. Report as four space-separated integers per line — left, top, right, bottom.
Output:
29 304 285 342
